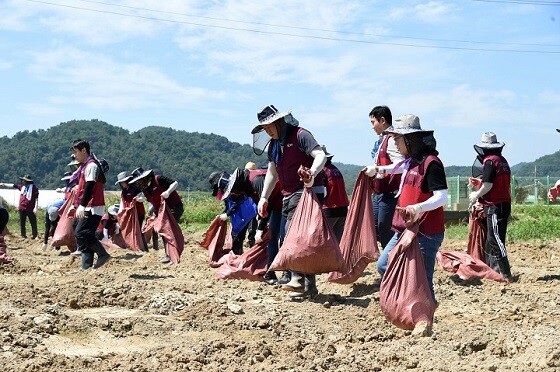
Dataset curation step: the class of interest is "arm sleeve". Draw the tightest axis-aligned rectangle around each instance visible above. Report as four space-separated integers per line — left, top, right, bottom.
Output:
423 161 448 193
481 160 496 183
80 181 95 207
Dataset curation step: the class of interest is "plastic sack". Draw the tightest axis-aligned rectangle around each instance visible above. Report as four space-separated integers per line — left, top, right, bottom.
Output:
328 172 379 284
379 224 436 330
116 203 144 251
153 199 185 264
51 190 77 252
216 230 270 281
269 188 345 274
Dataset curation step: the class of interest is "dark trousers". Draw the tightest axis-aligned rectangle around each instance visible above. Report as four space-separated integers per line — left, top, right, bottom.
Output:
0 209 8 233
232 223 249 255
19 210 38 238
44 213 60 245
267 210 286 268
246 217 258 247
482 202 512 278
373 192 398 249
74 212 109 270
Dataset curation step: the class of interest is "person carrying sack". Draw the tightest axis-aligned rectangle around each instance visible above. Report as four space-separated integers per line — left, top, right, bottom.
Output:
251 104 327 299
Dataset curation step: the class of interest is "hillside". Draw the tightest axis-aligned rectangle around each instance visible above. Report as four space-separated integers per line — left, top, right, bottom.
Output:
0 120 362 193
1 120 557 192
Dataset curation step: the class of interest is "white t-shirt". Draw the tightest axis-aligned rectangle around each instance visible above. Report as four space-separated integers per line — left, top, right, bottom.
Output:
83 162 105 216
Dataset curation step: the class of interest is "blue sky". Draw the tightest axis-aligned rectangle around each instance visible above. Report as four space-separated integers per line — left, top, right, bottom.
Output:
1 0 559 169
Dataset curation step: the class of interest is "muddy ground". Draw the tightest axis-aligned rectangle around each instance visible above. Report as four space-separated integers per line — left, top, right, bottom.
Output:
0 232 559 372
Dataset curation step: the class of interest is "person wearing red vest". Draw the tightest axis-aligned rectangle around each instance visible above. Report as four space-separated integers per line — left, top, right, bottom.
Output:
468 132 513 282
129 167 184 264
251 104 327 299
321 146 349 243
376 115 448 303
0 174 40 239
68 139 111 270
363 106 405 250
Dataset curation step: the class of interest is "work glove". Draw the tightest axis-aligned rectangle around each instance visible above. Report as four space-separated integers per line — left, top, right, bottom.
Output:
303 174 315 188
255 229 264 243
75 205 86 219
362 165 377 177
219 213 228 221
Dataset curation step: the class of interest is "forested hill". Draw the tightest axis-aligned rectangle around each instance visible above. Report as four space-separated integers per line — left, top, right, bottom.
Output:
0 120 365 192
1 120 557 192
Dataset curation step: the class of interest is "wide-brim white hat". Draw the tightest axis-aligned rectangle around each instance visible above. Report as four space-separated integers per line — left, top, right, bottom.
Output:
474 132 505 150
383 114 433 136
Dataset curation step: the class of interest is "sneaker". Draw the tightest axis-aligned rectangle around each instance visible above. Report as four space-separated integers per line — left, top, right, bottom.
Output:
288 286 318 300
70 249 83 256
263 271 277 285
277 271 291 285
411 321 432 337
282 276 305 293
160 255 171 264
93 255 111 269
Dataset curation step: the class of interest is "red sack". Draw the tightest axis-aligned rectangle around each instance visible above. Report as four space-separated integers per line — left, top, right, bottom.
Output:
0 235 13 264
467 205 486 261
328 172 379 284
51 191 77 252
436 251 506 282
142 214 156 243
154 199 185 264
380 224 436 330
116 203 144 251
205 217 232 268
549 186 559 201
269 188 345 274
200 216 223 249
216 231 270 281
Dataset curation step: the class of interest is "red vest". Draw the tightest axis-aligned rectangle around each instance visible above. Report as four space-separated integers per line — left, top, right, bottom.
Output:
74 157 105 208
144 175 182 212
479 154 511 205
392 155 445 235
322 163 349 209
18 184 39 212
373 134 402 194
98 214 117 236
121 187 146 216
272 127 322 196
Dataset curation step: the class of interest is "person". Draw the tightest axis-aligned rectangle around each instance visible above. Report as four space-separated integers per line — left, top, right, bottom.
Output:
468 132 514 282
43 172 77 250
96 204 120 242
321 146 349 243
376 115 448 305
67 139 111 270
244 161 259 248
209 169 259 256
251 104 327 298
129 167 183 264
0 201 12 264
363 106 405 250
116 171 148 251
248 164 284 285
0 175 40 239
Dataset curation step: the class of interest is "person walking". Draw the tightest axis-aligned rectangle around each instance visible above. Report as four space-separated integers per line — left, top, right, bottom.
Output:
67 139 111 270
116 171 148 251
468 132 514 282
0 175 39 239
251 104 327 298
363 106 405 250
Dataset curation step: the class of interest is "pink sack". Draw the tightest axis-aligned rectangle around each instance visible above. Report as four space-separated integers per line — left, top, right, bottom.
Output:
215 231 270 281
116 203 144 251
269 188 345 274
200 216 223 249
436 251 506 282
467 205 486 261
51 191 77 252
328 172 379 284
154 199 185 264
380 224 436 330
205 217 232 268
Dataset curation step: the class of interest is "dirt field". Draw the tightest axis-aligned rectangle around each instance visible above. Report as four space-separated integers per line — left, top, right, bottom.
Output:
1 232 559 372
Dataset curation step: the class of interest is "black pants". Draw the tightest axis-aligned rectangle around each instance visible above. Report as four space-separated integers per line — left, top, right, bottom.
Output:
44 212 60 245
74 212 109 270
19 210 38 238
0 208 8 233
482 203 512 278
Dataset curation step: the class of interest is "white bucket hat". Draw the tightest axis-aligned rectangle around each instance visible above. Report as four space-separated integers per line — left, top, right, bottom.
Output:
115 171 133 185
474 132 505 150
383 114 433 136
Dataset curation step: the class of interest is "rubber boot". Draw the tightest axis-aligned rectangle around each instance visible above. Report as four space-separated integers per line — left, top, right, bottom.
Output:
288 274 318 299
497 256 513 282
282 271 304 293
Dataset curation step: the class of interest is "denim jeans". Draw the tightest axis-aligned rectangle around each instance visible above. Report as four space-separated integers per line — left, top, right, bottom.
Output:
373 192 398 249
376 231 444 301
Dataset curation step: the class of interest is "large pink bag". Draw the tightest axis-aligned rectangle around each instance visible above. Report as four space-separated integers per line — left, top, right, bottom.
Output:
51 191 77 252
216 231 270 281
116 203 144 252
328 172 379 284
380 224 436 330
203 217 232 268
154 199 185 264
269 188 345 274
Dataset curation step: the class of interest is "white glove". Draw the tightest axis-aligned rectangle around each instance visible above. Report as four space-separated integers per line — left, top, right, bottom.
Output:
303 174 315 188
405 204 422 223
75 205 86 219
219 213 228 221
257 197 268 217
363 165 377 177
255 229 264 243
161 190 170 199
469 191 479 204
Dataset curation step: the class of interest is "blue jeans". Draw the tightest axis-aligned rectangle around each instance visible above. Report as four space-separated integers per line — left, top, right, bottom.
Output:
376 231 444 301
373 193 398 249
